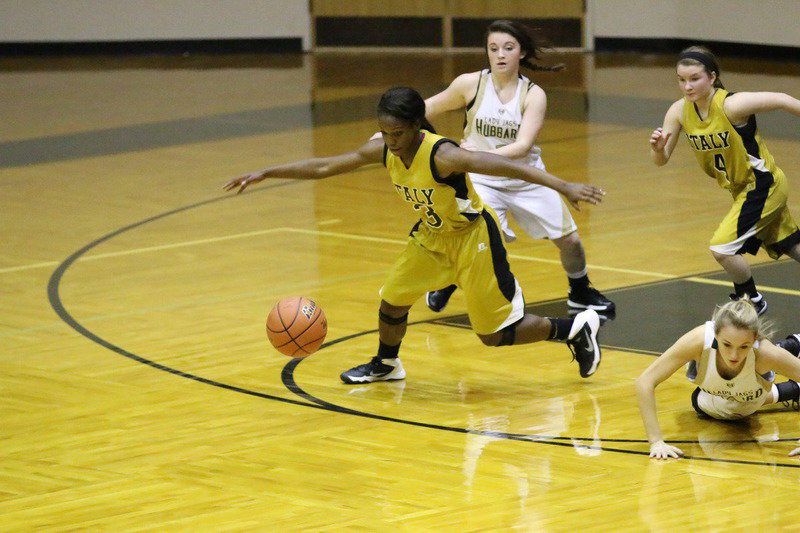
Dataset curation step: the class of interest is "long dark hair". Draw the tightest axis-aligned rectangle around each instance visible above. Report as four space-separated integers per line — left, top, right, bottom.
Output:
485 19 565 72
377 86 436 133
678 46 725 89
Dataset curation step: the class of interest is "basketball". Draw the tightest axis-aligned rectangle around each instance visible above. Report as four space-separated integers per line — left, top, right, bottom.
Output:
266 297 327 357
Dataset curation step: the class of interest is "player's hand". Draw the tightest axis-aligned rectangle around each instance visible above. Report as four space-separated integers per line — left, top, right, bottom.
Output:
223 171 266 194
649 440 684 460
562 182 605 211
460 140 479 151
649 128 672 151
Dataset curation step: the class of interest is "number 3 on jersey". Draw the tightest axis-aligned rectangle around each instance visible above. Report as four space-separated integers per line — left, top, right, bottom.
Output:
414 203 443 228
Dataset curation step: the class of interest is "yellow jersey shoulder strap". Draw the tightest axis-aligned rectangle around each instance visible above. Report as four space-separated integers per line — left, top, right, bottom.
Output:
428 136 472 199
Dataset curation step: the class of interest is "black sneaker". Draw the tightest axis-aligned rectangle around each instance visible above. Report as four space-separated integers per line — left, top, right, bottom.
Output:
340 356 406 384
782 399 800 411
425 284 457 313
781 381 800 411
729 292 767 315
567 286 615 312
566 309 602 378
776 334 800 357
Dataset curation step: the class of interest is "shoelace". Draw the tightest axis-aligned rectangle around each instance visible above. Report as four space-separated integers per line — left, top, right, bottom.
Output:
782 399 800 411
566 341 577 361
352 356 383 372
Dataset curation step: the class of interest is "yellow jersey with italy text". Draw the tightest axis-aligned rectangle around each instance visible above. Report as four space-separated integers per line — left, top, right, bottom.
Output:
682 89 786 197
384 131 484 233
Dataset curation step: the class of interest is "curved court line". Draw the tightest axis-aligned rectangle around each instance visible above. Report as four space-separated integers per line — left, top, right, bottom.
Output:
289 329 800 446
45 187 800 469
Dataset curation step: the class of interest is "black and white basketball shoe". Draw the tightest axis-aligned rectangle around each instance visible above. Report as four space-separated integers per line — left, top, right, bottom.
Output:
776 334 800 357
567 286 615 313
566 309 602 378
425 284 458 313
340 356 406 384
729 292 767 315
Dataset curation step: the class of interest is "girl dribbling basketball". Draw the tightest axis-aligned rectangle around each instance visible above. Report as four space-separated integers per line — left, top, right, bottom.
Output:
224 87 607 384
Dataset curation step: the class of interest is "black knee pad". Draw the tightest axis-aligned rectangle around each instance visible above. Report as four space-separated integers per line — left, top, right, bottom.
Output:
497 320 518 346
379 310 408 326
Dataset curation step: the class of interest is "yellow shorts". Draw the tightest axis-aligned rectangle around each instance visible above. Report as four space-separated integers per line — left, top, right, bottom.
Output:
710 175 800 259
380 209 524 335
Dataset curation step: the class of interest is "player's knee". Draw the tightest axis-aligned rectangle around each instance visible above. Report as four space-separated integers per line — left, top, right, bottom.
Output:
709 248 730 261
477 322 517 347
477 332 501 346
553 230 580 249
380 300 408 316
379 300 410 325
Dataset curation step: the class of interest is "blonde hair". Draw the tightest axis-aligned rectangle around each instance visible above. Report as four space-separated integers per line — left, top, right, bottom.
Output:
712 299 773 340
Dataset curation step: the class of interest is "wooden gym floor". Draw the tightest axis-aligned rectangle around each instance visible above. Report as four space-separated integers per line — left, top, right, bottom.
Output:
2 50 800 530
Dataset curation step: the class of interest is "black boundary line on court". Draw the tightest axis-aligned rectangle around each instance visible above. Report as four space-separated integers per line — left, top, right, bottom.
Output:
281 359 800 467
281 274 800 448
45 186 800 468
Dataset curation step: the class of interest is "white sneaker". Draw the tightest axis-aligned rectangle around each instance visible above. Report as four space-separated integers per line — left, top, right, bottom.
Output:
566 310 601 378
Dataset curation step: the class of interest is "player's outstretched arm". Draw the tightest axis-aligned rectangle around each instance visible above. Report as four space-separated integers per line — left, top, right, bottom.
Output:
434 143 605 210
223 139 383 194
724 92 800 124
635 326 703 460
424 72 477 120
650 100 683 167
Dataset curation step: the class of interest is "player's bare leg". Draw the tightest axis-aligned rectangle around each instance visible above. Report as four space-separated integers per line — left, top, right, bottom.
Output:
552 231 615 312
712 250 767 314
477 310 602 378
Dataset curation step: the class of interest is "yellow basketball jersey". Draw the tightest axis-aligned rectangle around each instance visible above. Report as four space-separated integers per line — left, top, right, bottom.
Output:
384 131 484 232
682 89 786 196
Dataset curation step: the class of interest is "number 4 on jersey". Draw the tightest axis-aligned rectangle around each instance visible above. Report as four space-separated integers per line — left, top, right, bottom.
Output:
713 153 727 176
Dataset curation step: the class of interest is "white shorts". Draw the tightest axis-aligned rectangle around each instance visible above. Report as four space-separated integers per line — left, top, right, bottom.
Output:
692 385 777 420
469 175 578 242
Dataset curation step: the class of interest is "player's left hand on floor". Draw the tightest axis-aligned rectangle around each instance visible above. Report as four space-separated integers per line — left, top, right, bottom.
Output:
649 440 684 460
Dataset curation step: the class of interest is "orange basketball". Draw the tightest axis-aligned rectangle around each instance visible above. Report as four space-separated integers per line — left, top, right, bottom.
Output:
266 297 327 357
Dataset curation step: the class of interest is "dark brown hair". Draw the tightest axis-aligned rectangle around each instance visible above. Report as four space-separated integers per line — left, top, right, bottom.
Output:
484 20 565 72
678 46 724 89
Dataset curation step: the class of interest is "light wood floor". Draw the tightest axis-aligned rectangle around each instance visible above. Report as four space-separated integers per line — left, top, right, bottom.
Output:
2 51 800 530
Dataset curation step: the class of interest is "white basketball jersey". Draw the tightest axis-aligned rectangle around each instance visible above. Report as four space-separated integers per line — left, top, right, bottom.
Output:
464 69 544 184
689 321 772 403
